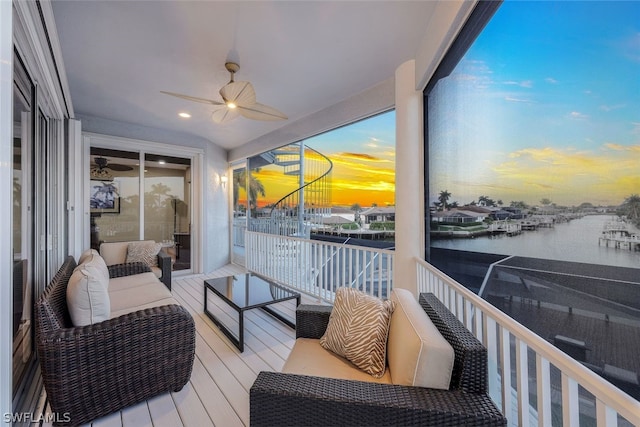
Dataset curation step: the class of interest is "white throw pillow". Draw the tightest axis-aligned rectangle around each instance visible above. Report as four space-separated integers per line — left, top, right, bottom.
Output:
78 248 100 265
67 256 110 326
387 288 455 390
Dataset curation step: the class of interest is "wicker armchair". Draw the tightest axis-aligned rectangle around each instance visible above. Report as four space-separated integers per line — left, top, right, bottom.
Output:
250 293 506 427
35 256 195 426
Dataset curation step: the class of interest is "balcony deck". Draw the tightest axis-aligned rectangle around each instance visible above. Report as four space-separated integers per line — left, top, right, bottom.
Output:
45 264 312 427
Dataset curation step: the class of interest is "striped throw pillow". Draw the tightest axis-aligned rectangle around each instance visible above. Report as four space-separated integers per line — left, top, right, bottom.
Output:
126 241 161 268
320 287 395 378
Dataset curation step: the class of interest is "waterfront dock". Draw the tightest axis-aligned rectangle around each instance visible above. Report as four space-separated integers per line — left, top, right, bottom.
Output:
599 219 640 251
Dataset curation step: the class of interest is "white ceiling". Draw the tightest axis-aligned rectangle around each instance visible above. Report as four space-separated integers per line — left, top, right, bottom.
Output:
51 1 439 150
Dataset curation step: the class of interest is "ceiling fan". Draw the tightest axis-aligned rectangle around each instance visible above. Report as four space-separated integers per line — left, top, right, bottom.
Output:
161 62 287 124
90 156 133 180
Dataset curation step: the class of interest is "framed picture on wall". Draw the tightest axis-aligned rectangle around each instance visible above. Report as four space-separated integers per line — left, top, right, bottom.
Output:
90 180 120 214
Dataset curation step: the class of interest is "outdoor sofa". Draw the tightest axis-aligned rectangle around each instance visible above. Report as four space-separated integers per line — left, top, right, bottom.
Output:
100 240 172 289
34 252 195 426
250 291 506 426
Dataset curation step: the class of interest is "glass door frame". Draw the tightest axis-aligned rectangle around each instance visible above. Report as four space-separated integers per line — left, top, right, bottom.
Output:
83 133 204 274
230 160 247 266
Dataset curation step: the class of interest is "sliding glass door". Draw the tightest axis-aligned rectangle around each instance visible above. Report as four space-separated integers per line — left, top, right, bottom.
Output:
89 147 192 271
12 55 34 398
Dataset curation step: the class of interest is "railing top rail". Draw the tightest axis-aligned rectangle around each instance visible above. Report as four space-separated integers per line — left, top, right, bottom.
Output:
416 257 640 423
247 231 396 255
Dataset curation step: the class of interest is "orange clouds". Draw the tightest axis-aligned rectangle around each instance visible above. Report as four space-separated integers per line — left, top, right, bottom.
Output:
489 144 640 205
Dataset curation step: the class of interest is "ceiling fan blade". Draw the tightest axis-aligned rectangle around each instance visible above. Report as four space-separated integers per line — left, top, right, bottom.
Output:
219 81 256 107
211 106 240 124
160 91 224 106
106 163 134 172
238 102 288 121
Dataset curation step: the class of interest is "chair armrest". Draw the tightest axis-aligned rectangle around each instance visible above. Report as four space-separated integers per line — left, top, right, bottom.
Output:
296 304 332 339
250 372 506 427
108 261 152 278
37 304 195 426
157 249 172 290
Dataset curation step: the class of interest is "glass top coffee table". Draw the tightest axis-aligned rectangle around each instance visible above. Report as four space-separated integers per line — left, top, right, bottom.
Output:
204 273 301 352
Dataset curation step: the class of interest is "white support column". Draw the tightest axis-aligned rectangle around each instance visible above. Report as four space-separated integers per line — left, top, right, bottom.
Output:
1 0 14 419
394 60 424 296
67 119 83 258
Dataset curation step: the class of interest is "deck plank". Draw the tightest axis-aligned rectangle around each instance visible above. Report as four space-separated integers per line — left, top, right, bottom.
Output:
171 383 214 427
146 393 183 427
121 401 152 427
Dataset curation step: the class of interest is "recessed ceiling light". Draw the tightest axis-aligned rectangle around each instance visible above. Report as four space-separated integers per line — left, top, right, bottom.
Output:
178 112 191 118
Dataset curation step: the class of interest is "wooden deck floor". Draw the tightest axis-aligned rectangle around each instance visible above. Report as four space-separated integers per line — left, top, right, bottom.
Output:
47 264 314 427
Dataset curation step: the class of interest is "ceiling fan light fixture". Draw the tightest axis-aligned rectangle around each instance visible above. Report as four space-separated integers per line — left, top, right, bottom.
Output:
90 168 113 181
162 61 287 124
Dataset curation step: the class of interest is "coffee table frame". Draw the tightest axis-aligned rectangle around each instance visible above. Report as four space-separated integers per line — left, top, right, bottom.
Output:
204 273 300 352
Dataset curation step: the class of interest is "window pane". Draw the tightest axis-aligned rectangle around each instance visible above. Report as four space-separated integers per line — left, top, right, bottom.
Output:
144 153 191 270
12 60 33 395
427 0 640 407
90 148 140 247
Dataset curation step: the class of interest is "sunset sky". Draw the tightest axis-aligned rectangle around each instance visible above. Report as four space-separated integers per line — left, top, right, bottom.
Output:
253 110 396 208
430 1 640 207
250 1 639 211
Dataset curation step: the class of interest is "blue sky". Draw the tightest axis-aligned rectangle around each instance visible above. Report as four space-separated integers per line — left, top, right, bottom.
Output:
430 0 640 207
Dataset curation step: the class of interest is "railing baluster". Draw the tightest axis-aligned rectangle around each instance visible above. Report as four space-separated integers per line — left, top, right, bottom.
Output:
562 373 579 427
536 355 551 427
596 399 617 427
486 317 501 409
500 328 512 420
474 306 483 343
465 299 473 332
516 338 530 427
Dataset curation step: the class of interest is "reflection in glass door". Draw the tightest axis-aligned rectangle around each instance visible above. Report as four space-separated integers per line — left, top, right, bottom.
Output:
12 55 34 398
90 148 140 247
232 164 248 266
144 154 191 271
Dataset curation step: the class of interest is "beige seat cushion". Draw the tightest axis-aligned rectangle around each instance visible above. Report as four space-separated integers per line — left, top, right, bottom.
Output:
320 287 395 378
387 288 454 390
110 296 180 318
108 282 172 314
99 241 131 266
283 338 392 384
66 254 110 326
150 266 162 278
108 272 160 292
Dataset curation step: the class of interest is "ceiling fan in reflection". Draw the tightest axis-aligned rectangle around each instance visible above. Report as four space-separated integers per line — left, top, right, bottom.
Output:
90 156 133 181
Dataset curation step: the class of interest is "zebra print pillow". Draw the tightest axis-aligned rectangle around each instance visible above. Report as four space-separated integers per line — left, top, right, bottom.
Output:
320 287 395 378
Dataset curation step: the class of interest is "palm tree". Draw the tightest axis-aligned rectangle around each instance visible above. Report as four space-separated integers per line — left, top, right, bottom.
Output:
233 169 266 211
438 190 451 211
350 203 362 225
618 194 640 227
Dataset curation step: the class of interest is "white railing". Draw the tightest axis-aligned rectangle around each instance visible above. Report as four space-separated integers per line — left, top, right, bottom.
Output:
245 231 394 304
417 258 640 427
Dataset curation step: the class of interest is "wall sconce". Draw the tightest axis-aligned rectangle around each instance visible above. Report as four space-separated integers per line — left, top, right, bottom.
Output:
220 175 228 188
